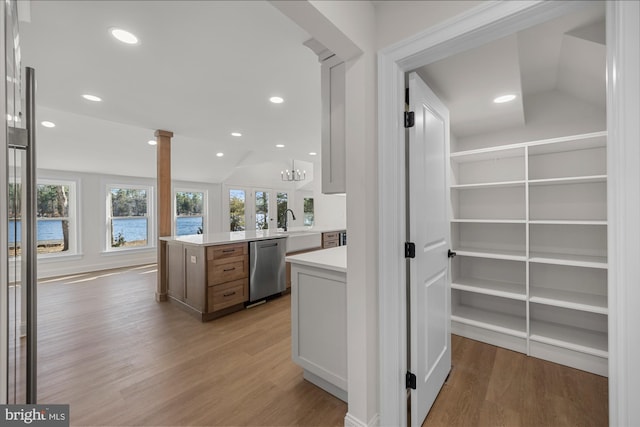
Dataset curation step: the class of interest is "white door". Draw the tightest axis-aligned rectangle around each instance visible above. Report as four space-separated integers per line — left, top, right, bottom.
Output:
407 72 451 426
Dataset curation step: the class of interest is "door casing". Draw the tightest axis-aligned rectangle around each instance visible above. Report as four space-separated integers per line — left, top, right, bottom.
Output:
377 1 638 425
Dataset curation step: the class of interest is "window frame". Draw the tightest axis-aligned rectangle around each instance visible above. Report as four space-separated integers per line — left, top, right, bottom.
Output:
105 183 155 252
174 187 207 236
8 177 79 259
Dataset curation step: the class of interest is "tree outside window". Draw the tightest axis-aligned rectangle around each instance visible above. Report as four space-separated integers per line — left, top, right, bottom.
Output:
8 182 75 256
176 191 204 236
277 192 288 229
304 197 314 226
229 189 246 231
255 191 269 230
108 187 149 249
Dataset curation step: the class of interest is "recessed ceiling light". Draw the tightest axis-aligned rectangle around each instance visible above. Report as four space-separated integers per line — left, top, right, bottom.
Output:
269 96 284 104
41 121 56 128
231 132 242 137
109 27 139 45
216 152 224 157
82 94 102 102
493 94 517 104
309 152 317 156
147 140 157 146
276 144 285 148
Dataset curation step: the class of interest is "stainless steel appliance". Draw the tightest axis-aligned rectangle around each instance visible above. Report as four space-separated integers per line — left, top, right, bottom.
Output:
249 238 287 302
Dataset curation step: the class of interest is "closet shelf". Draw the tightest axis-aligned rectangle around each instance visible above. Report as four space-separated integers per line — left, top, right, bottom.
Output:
451 219 526 224
528 175 607 186
452 305 526 338
529 320 608 358
452 278 526 301
528 220 607 226
529 252 607 269
451 181 525 190
529 287 607 315
455 248 527 262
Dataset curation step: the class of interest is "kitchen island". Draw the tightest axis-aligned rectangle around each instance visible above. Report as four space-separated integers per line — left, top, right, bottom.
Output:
160 230 288 321
286 245 347 401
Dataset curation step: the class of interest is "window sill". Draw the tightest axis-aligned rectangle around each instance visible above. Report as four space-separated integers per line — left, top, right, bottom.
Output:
12 252 84 263
101 246 156 256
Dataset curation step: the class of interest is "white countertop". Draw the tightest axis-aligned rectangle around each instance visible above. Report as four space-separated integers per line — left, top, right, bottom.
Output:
160 227 346 247
286 245 347 273
160 230 287 246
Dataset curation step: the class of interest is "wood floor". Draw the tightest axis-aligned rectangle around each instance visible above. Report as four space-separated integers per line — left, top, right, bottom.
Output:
29 265 607 426
35 265 346 426
422 335 608 427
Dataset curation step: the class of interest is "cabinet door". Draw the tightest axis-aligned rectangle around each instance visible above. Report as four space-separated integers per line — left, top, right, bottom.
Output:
321 55 346 194
167 242 185 300
184 246 206 311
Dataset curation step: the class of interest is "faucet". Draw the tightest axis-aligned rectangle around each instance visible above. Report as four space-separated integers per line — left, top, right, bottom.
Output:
282 209 296 232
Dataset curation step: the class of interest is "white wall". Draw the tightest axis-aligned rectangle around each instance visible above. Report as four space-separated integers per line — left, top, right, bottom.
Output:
374 0 482 49
455 90 606 150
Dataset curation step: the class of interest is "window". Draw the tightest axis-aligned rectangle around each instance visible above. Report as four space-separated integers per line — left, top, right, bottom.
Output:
107 186 151 250
229 189 246 231
175 190 205 236
277 192 288 229
9 180 77 256
304 197 314 226
255 190 269 230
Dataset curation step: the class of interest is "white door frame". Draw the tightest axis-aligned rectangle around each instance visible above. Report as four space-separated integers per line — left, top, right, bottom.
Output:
377 1 640 426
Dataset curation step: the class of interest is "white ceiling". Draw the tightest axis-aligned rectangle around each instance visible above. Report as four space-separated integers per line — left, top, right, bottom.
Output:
416 2 605 138
20 1 319 182
20 1 606 182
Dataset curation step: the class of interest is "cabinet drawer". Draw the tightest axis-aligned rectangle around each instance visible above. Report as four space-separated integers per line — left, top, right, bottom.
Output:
208 258 247 285
207 243 247 261
323 232 339 242
323 240 339 249
208 279 248 312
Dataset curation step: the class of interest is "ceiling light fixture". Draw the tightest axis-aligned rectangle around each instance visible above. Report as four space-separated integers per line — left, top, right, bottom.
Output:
147 140 157 146
276 144 285 148
110 27 139 45
231 132 242 137
493 94 517 104
216 152 224 157
309 152 317 156
41 121 56 128
269 96 284 104
281 160 306 182
82 94 102 102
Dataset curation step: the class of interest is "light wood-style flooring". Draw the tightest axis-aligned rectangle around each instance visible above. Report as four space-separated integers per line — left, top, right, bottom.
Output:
31 265 607 426
422 335 608 427
36 265 346 426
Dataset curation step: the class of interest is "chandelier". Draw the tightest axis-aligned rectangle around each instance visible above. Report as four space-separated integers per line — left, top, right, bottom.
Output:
281 160 306 182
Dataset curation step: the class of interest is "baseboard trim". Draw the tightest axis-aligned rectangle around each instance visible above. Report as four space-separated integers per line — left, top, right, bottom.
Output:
344 412 379 427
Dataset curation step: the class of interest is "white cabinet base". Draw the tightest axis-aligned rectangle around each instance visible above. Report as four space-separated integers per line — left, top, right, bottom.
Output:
290 261 347 402
303 370 347 402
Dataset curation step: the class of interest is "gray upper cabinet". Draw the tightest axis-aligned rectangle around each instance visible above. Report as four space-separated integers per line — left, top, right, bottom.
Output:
321 55 346 194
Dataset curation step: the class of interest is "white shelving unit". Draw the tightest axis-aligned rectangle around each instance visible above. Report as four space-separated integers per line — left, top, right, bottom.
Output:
449 131 608 376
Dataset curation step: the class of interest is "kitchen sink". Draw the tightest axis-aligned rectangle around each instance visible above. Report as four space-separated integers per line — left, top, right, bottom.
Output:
280 230 322 252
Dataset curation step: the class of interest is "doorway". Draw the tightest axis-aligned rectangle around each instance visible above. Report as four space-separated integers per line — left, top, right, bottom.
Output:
378 1 631 425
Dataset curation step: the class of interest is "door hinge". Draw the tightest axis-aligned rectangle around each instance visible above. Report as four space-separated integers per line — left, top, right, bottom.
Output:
404 111 415 128
448 249 457 258
406 371 417 390
405 242 415 258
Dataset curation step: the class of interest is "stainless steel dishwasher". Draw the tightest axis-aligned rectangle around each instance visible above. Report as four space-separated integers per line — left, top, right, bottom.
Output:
249 237 287 302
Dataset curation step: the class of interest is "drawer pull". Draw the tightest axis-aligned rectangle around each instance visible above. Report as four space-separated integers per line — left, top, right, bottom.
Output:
223 267 236 272
222 249 235 253
223 291 236 297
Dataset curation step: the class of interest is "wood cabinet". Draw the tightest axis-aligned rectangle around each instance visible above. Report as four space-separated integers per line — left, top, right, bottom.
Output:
322 231 341 248
206 243 249 315
321 55 346 194
449 131 608 376
167 241 249 321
